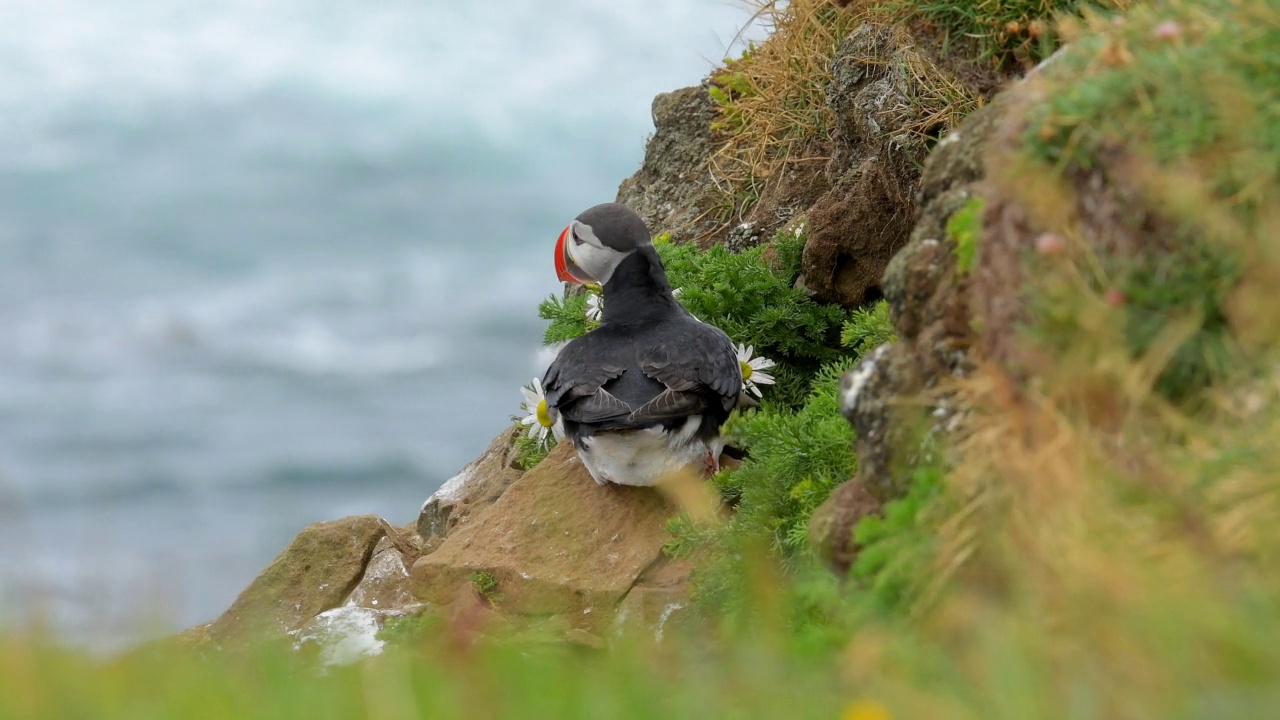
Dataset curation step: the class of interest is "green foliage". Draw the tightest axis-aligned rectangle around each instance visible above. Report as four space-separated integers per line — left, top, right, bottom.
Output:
946 196 984 275
512 427 552 471
469 571 499 597
723 364 857 554
880 0 1130 68
377 612 442 645
841 301 896 355
1120 243 1240 401
657 239 850 409
850 464 946 614
662 513 722 559
670 364 864 627
1024 0 1279 192
537 293 592 345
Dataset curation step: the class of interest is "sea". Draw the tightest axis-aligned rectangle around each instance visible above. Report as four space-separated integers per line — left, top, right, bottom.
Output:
0 0 757 650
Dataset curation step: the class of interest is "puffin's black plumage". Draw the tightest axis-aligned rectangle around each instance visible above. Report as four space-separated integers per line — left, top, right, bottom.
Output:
542 204 742 486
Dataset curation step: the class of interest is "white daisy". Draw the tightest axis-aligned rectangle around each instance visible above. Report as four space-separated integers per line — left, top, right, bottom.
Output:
585 292 603 322
519 377 562 445
735 343 777 398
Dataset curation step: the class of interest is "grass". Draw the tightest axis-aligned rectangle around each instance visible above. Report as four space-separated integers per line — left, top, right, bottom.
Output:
703 0 1129 227
706 0 863 225
873 0 1134 68
0 631 855 720
1015 0 1279 403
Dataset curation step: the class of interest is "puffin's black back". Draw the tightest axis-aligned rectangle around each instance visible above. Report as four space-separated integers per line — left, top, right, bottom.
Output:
542 245 741 445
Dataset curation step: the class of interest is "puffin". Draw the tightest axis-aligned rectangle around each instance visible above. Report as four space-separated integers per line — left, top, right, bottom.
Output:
542 202 744 487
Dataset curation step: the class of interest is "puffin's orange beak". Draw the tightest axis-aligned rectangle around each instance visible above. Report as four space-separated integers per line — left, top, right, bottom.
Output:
555 225 592 284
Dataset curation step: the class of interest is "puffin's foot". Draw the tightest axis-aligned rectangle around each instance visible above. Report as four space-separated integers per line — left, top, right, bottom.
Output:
703 451 720 477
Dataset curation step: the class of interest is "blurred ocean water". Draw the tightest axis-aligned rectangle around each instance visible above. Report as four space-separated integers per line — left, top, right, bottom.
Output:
0 0 753 649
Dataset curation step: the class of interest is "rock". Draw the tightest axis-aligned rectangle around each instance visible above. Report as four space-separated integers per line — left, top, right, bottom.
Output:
417 426 524 539
410 442 677 623
725 221 765 253
801 25 933 307
205 515 387 644
807 473 882 572
810 51 1023 565
445 583 512 650
613 587 690 642
615 85 722 244
564 628 606 649
347 536 415 611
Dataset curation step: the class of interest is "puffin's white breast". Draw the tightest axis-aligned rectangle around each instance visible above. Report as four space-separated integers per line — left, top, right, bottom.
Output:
577 416 710 487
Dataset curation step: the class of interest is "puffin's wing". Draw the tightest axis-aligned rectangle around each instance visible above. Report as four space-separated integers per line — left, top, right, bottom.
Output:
542 338 630 424
632 321 741 424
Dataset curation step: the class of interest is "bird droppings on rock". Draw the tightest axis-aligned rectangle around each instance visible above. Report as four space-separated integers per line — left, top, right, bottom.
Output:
292 605 386 667
840 345 887 418
417 426 524 539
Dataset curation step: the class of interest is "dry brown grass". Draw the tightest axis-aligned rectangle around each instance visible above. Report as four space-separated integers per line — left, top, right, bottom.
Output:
705 1 982 226
706 0 861 220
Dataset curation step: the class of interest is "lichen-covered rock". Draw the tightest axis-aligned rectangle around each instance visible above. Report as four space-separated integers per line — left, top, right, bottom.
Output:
615 85 722 244
801 26 932 307
410 442 676 623
204 515 386 644
417 426 524 539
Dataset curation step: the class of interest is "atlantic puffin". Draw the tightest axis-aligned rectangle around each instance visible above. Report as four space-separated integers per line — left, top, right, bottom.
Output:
542 202 743 487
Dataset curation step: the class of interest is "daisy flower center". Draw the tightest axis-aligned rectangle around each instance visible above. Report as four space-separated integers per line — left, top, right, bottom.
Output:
740 360 753 380
536 399 554 428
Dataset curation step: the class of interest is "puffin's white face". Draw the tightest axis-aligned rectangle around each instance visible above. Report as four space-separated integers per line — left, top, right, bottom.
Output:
555 220 630 286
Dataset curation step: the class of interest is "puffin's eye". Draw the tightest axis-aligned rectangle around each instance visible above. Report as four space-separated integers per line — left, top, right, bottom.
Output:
571 228 585 245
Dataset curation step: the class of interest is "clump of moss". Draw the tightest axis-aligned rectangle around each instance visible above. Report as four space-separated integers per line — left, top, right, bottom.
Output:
946 195 984 275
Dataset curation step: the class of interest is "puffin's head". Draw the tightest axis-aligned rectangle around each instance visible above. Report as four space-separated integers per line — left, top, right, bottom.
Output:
555 203 651 286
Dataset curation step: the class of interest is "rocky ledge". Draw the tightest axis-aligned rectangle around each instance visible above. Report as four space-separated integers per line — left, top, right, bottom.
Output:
186 429 696 659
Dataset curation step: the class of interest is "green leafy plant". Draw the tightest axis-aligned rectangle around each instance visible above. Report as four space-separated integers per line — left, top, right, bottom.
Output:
469 571 499 598
512 429 552 471
849 464 945 614
841 301 896 355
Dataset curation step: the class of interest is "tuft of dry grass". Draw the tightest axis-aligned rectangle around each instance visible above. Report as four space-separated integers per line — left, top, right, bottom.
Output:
706 0 862 223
